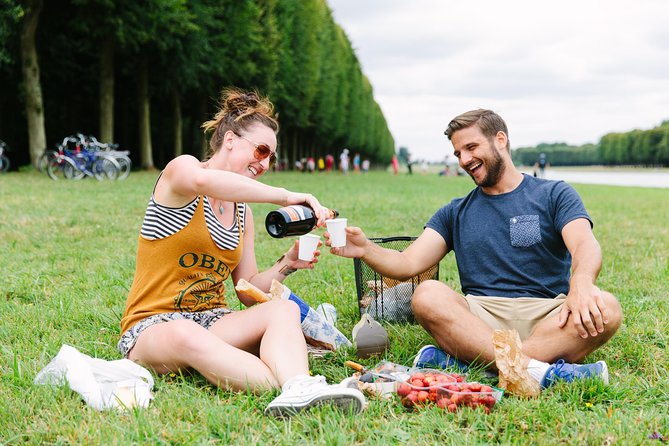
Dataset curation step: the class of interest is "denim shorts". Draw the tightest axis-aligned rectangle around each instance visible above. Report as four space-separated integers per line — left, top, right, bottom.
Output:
117 308 232 357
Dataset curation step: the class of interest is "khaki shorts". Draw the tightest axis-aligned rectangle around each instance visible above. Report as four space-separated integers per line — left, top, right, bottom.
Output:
463 294 566 340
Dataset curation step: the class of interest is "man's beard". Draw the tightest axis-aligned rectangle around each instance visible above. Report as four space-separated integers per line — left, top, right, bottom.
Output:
470 147 506 188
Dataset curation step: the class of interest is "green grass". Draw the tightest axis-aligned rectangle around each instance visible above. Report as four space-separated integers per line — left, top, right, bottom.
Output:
0 170 667 445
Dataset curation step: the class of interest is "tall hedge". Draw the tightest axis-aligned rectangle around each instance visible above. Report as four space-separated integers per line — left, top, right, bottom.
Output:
0 0 395 169
512 120 669 167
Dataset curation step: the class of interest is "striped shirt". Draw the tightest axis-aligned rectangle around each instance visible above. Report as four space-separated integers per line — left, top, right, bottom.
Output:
140 195 245 250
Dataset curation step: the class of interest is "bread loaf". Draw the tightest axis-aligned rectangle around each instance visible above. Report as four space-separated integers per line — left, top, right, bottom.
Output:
235 279 270 303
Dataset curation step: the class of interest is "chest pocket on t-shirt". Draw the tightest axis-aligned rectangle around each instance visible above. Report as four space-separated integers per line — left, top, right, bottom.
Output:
509 215 541 247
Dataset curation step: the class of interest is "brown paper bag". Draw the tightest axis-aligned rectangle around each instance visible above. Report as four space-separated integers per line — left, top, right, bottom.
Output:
492 329 540 397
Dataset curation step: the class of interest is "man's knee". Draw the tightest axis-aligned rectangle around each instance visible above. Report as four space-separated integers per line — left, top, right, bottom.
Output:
601 291 623 334
411 280 463 321
411 280 441 314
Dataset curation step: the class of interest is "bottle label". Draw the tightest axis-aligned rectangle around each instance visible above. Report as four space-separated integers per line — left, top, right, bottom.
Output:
284 205 308 222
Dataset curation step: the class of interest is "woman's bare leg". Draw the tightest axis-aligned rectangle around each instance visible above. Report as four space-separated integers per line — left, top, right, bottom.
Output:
128 300 307 391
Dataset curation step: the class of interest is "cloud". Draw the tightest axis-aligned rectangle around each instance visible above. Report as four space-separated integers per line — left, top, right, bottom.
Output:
329 0 669 160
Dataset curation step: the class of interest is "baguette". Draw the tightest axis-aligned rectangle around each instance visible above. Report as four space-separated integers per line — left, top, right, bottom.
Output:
235 279 270 303
269 279 285 300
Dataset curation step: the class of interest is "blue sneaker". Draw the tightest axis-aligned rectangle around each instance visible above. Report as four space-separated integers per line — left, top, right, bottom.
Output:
541 359 609 389
412 345 469 372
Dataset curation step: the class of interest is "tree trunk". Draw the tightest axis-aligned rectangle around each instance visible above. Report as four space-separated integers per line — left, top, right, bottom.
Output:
99 36 114 143
172 87 182 157
137 58 153 169
20 0 46 168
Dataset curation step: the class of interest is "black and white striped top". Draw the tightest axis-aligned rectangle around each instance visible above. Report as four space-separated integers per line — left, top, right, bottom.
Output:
140 195 245 250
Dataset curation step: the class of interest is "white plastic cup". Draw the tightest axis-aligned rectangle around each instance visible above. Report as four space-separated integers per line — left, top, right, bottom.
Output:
298 234 320 261
326 218 348 247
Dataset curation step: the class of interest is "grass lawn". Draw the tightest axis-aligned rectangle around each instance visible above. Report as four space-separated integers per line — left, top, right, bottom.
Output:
0 170 667 444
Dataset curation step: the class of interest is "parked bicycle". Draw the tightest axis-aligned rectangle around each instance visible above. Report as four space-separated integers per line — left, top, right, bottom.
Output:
37 147 57 173
45 150 79 180
84 135 132 180
0 140 9 173
69 134 121 181
46 134 120 181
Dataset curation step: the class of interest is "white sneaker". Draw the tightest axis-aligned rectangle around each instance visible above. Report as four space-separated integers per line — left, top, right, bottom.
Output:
265 374 366 418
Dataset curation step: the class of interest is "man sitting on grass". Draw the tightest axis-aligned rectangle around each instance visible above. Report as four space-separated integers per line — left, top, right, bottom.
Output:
328 109 622 390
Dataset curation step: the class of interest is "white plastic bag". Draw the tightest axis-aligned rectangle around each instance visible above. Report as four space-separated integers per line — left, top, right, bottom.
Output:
34 344 154 411
364 282 414 322
279 285 352 351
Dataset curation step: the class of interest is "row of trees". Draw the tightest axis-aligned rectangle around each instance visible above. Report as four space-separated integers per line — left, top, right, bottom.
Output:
0 0 395 170
513 120 669 167
512 143 600 167
598 121 669 166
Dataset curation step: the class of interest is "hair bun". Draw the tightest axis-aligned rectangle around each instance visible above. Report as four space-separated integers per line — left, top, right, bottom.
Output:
200 87 279 159
225 90 260 115
242 92 259 105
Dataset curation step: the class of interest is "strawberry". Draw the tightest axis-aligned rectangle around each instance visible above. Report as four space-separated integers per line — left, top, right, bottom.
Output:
397 383 412 397
411 372 425 381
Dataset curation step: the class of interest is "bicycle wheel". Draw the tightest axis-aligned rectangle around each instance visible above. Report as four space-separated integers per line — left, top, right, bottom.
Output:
37 150 55 172
64 154 86 180
0 154 9 172
46 156 78 180
114 155 132 180
92 155 120 181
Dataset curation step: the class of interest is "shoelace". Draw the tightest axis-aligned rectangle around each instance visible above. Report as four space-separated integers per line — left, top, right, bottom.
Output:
549 359 573 381
284 375 327 395
550 359 600 383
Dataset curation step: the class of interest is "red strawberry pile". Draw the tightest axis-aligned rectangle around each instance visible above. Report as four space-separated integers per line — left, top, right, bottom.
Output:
396 370 499 413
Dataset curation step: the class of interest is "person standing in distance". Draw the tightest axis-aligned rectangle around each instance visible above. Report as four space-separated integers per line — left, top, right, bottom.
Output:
118 88 365 417
340 148 350 174
327 109 622 390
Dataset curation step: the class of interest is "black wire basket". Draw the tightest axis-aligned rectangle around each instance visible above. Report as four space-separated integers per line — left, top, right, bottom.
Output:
354 236 439 323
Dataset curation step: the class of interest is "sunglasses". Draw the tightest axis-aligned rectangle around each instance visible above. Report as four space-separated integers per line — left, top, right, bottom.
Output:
235 132 277 169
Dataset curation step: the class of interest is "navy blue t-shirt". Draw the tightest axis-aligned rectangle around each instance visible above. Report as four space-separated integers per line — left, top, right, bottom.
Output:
426 174 592 298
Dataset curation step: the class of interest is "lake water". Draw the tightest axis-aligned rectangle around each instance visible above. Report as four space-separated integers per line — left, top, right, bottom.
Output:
526 169 669 188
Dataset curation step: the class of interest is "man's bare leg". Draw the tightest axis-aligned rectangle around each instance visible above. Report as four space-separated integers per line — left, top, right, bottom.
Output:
412 281 622 368
522 291 622 363
411 280 497 365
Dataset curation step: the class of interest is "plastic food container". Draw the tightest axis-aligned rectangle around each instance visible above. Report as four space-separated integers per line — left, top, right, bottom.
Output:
404 369 462 388
396 369 503 412
395 369 460 408
432 382 503 413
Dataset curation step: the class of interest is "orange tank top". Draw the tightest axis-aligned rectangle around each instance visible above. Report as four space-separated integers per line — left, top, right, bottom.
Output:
120 196 244 335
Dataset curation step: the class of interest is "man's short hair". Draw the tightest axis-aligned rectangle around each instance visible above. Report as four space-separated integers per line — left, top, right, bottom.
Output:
444 109 510 150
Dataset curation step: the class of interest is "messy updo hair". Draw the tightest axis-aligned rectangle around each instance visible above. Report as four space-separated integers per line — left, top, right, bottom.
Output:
444 109 510 150
201 88 279 159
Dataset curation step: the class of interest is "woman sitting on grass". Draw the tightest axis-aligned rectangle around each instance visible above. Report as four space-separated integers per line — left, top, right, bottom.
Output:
118 88 365 417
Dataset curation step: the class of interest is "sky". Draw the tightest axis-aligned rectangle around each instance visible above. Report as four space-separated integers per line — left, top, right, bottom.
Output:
328 0 669 162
